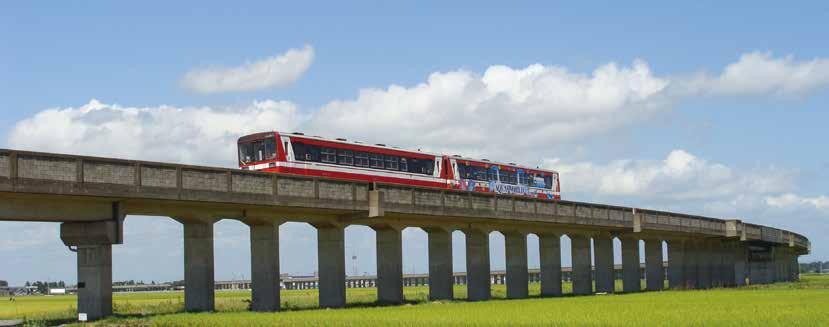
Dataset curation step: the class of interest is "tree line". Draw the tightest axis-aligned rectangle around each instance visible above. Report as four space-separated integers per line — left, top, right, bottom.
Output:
800 261 828 273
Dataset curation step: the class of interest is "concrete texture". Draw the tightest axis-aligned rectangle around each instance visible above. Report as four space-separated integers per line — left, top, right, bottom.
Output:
504 232 528 299
593 236 615 293
571 235 593 295
317 225 346 308
249 223 280 312
621 237 640 292
183 221 215 312
465 229 491 301
539 234 562 297
668 239 685 289
76 245 112 321
426 228 453 300
645 239 664 291
375 227 403 304
709 241 723 287
733 243 747 286
683 241 699 289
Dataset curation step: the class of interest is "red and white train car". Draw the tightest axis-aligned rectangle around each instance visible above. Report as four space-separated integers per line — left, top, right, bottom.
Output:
237 131 560 200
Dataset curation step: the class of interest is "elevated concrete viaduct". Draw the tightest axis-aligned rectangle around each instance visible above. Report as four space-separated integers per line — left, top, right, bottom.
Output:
0 150 811 320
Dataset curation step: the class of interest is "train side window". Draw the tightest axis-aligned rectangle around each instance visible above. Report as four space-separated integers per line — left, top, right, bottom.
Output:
544 175 553 189
385 155 399 170
338 149 354 166
424 160 435 175
473 167 487 181
321 148 337 163
355 152 370 167
264 138 277 160
487 169 497 181
370 153 384 169
400 158 408 172
500 170 517 185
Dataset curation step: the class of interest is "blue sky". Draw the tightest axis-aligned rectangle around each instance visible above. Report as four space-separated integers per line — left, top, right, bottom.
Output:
1 1 827 285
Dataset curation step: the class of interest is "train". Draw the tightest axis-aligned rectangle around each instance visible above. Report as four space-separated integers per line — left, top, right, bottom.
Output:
238 131 560 200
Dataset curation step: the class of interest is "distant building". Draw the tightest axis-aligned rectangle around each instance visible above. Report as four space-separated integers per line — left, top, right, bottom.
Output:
0 280 8 296
48 288 66 295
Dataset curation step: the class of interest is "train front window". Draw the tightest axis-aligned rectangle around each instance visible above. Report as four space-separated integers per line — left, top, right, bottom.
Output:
238 137 276 164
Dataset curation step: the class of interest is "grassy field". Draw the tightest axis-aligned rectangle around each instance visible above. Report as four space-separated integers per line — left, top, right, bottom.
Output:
2 275 828 326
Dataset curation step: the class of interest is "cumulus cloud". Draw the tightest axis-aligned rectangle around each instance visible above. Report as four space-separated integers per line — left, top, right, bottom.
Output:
306 60 670 161
546 149 797 201
8 99 303 166
181 45 314 94
677 51 829 96
766 193 829 211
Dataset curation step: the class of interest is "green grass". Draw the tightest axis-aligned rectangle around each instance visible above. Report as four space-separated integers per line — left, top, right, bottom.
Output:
3 275 828 326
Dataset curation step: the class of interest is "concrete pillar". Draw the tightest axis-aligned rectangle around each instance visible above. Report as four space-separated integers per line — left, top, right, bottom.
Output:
249 223 280 311
375 227 403 304
720 241 736 287
504 232 528 299
183 221 215 312
708 241 722 287
645 239 664 291
697 241 711 289
620 237 640 293
790 250 799 281
683 241 699 289
733 243 746 286
593 236 614 293
668 239 685 289
76 245 113 320
317 224 346 308
426 228 453 300
570 234 593 295
465 229 491 301
539 233 562 297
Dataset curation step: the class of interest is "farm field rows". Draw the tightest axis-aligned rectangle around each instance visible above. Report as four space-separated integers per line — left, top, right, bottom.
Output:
2 275 828 326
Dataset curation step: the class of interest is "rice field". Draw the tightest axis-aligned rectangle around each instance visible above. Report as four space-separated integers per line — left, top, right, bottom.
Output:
3 275 828 326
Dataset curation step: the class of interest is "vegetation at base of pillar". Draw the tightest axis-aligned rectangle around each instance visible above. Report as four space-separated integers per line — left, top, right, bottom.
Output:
1 275 827 326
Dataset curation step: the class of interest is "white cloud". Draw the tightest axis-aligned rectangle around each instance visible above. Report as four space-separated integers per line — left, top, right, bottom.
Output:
181 45 314 94
678 51 829 96
546 149 796 201
307 60 670 161
8 99 303 166
766 193 829 211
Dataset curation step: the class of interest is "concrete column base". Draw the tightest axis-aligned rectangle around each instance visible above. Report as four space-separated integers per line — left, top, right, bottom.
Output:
249 223 280 312
645 239 664 291
620 237 640 293
539 233 562 297
375 227 404 304
570 234 593 295
317 224 346 308
465 229 491 301
183 221 215 312
593 236 614 293
504 232 528 299
76 245 112 321
426 228 453 300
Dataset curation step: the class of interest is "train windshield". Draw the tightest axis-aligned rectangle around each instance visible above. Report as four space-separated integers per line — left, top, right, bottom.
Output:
238 137 277 164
